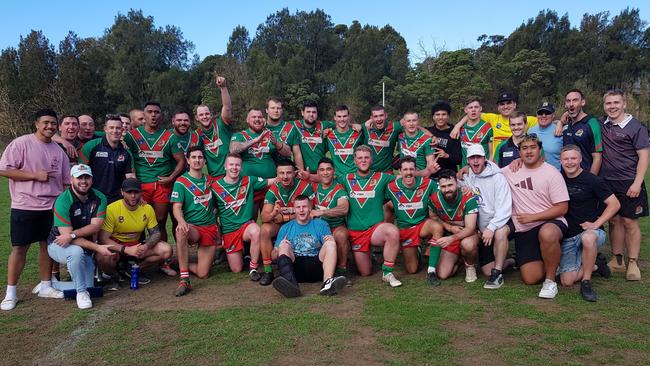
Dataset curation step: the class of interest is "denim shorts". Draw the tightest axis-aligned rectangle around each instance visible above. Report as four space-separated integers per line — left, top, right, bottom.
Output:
558 229 606 274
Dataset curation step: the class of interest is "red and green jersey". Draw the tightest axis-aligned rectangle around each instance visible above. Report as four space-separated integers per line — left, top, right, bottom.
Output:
265 178 314 212
386 177 438 229
211 175 267 234
339 172 394 231
230 128 277 179
52 188 107 228
196 117 232 177
170 173 215 227
325 128 363 174
398 130 435 170
124 126 175 183
267 120 299 146
170 130 202 155
429 189 478 227
363 120 403 172
293 120 333 173
312 182 349 228
460 120 493 166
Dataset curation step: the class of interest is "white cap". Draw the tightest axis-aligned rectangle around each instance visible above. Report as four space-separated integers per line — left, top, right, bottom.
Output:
466 144 486 158
71 164 93 178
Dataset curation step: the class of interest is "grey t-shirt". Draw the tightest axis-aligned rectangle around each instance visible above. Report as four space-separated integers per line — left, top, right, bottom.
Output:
600 115 649 181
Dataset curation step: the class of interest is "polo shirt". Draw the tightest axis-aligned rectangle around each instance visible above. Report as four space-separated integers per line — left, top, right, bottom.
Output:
79 137 133 203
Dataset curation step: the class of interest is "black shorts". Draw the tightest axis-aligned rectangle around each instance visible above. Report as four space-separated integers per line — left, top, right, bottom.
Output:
606 180 649 219
513 220 567 266
477 220 515 267
10 209 53 246
294 256 323 283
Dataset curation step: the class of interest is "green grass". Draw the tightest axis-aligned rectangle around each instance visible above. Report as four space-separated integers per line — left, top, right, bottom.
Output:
0 175 649 366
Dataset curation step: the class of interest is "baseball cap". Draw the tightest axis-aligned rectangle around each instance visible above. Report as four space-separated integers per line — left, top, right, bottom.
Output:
121 178 142 192
496 92 516 104
536 102 555 114
466 144 486 158
71 164 93 178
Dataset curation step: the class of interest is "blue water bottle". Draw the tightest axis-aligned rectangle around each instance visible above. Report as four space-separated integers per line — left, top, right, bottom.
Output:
130 264 140 290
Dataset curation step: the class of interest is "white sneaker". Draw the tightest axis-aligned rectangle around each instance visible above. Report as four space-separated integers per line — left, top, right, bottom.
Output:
76 291 92 309
538 279 558 299
1 297 17 311
31 282 41 294
465 265 477 283
382 273 402 287
38 286 64 299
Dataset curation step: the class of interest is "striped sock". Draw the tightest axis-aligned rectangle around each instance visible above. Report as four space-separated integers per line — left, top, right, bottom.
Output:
249 261 258 270
382 261 395 276
180 269 190 281
263 258 272 273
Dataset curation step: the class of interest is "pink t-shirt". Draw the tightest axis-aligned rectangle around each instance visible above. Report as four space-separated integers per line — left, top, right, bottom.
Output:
0 133 71 210
501 162 568 232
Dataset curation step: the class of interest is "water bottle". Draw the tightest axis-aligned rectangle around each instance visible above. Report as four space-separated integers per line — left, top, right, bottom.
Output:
130 264 140 290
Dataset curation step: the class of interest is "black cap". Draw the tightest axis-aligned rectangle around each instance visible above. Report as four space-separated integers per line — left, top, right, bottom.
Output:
431 101 452 115
496 92 516 104
536 102 555 114
121 178 142 192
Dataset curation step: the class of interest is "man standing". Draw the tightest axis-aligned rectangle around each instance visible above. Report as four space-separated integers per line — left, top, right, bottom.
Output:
528 102 563 170
429 169 481 283
170 110 201 157
56 115 81 163
462 145 513 289
119 113 132 135
427 101 462 177
47 164 112 309
385 157 442 279
129 109 145 130
124 101 185 242
494 112 528 168
399 112 440 177
293 101 329 173
271 195 347 298
559 145 619 301
78 114 101 143
502 135 569 299
0 108 71 310
599 90 649 280
363 105 403 173
171 147 219 296
340 145 402 287
562 89 603 174
459 98 493 166
265 97 303 167
325 105 363 174
79 115 134 203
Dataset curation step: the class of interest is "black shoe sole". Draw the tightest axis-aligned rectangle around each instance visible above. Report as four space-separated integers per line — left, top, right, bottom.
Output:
260 273 274 286
272 277 301 298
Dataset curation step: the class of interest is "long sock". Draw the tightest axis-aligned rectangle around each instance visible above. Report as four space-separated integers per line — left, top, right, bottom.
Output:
5 285 16 299
180 269 190 282
428 245 441 271
277 255 298 285
263 258 272 273
335 265 347 276
249 261 258 271
382 261 395 276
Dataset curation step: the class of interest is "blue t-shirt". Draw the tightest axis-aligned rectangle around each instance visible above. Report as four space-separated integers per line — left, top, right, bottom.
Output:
275 218 332 257
529 122 563 170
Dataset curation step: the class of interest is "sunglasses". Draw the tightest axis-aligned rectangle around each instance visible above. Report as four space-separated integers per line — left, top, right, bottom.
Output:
537 111 553 116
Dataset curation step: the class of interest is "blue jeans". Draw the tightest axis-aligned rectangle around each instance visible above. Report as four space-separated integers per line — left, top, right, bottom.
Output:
48 243 95 293
559 229 606 274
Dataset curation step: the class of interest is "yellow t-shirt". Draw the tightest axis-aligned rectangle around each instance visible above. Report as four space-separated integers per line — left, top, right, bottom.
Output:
481 113 538 159
102 199 158 244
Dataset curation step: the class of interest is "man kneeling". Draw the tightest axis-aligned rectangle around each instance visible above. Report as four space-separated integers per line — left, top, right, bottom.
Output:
272 195 347 297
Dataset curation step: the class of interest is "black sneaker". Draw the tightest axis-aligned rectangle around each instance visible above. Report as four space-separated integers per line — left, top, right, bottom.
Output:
595 253 612 278
249 269 262 282
260 271 274 286
580 280 597 302
320 276 347 296
483 268 504 289
427 271 441 286
272 277 301 298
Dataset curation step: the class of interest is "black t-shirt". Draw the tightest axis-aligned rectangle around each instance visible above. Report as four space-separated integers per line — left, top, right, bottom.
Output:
563 170 613 237
427 125 461 177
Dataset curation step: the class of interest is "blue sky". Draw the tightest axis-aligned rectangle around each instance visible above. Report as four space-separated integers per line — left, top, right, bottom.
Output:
1 1 648 63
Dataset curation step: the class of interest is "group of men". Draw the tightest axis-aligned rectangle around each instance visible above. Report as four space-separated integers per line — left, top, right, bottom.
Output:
0 75 647 310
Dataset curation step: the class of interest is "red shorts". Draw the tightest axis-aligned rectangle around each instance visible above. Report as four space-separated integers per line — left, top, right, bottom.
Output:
433 239 461 255
141 182 173 204
348 223 382 252
399 221 427 248
222 221 253 254
191 224 219 247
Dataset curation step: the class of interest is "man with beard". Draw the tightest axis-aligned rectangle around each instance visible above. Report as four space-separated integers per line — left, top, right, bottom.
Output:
324 105 364 175
265 97 303 167
170 110 201 157
427 101 462 177
293 101 330 174
399 112 440 177
259 160 314 285
195 75 233 178
502 135 569 299
494 112 528 168
124 101 185 243
528 102 563 170
0 108 71 311
385 157 443 281
429 169 480 283
311 158 350 281
561 89 603 174
211 154 275 282
362 105 403 173
79 115 135 203
47 164 112 309
340 145 402 287
57 115 81 163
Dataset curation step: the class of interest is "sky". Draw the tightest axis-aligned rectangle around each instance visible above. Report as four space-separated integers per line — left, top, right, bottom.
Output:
1 1 648 64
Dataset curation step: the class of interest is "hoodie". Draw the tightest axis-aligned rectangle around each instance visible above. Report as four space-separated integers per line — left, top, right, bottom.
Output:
461 160 512 232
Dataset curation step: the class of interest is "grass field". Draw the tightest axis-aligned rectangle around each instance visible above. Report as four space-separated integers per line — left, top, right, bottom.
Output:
0 176 649 366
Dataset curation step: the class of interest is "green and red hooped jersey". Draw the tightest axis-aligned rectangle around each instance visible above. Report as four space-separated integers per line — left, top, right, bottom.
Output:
312 182 349 228
124 126 175 183
196 117 232 177
264 178 314 213
363 120 403 172
325 128 363 174
339 171 394 231
398 130 435 171
386 176 439 229
429 189 479 227
171 173 215 226
211 175 267 234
